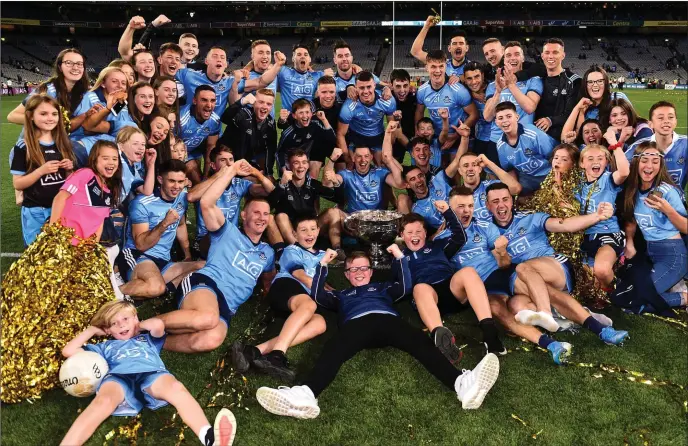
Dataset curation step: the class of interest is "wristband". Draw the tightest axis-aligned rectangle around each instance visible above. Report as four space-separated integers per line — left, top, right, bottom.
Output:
608 142 622 151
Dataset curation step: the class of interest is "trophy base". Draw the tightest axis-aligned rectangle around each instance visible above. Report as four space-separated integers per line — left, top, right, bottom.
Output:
369 242 393 270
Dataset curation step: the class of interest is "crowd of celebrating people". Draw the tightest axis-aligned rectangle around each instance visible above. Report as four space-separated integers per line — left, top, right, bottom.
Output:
2 13 687 446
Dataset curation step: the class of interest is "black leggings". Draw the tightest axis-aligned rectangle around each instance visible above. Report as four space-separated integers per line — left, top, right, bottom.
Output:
302 313 461 397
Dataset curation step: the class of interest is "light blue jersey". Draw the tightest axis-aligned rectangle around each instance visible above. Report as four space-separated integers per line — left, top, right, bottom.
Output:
411 170 452 231
472 95 491 142
339 167 390 212
446 59 470 78
277 66 325 112
238 69 278 116
470 179 499 221
196 176 252 237
198 220 275 313
105 107 138 136
71 90 107 140
451 219 501 281
585 92 630 120
125 189 188 261
339 94 396 138
486 76 543 142
83 332 167 375
175 68 234 114
179 104 222 159
495 211 554 263
410 137 443 168
497 123 556 192
626 132 687 189
334 72 381 102
416 80 472 137
274 244 326 293
119 152 145 202
574 171 621 234
634 183 687 242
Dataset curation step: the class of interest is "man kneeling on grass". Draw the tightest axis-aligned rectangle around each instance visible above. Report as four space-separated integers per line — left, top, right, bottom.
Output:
256 248 500 419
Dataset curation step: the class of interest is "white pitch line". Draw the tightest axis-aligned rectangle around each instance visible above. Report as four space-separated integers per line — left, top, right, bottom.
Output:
1 253 21 258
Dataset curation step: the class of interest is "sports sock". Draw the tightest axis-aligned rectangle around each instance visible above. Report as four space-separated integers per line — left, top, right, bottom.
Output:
478 318 502 351
273 242 287 262
198 424 212 445
583 315 605 335
165 281 177 295
538 334 555 349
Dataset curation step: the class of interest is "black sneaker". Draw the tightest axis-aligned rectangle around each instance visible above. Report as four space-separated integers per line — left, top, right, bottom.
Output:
484 340 508 356
432 326 462 364
230 341 260 374
252 350 296 383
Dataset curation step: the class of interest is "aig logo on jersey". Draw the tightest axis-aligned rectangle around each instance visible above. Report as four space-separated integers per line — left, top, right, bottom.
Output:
232 251 264 279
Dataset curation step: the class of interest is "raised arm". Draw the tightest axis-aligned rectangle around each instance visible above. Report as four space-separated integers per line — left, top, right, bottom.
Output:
118 16 147 61
503 68 540 114
61 325 106 358
414 103 425 128
200 163 246 232
248 165 276 197
242 51 286 91
386 244 412 301
477 154 522 195
437 107 450 144
561 98 592 141
136 149 157 196
435 200 467 258
602 130 631 185
545 202 613 233
382 121 405 188
310 249 340 310
483 76 504 123
445 123 471 178
410 16 437 64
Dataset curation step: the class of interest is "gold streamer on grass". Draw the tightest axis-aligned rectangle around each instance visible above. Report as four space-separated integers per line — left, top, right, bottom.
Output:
1 224 115 403
510 414 544 440
642 311 688 335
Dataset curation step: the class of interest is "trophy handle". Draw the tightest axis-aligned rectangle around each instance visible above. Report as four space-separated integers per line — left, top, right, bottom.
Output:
343 214 358 234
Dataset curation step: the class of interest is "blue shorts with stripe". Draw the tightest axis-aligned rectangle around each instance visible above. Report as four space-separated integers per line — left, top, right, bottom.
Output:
176 272 233 326
118 248 174 282
509 254 575 295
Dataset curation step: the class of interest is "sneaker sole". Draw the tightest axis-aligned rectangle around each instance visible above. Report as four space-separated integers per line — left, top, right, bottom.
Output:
213 408 237 446
461 354 500 410
256 387 320 419
230 342 250 374
253 359 296 383
434 327 462 364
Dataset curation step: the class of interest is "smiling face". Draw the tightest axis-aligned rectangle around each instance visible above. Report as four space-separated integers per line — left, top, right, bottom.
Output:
356 78 376 105
552 148 574 173
134 85 155 115
241 200 270 237
106 308 139 340
148 116 170 145
353 147 373 174
416 121 434 139
464 69 484 93
158 49 182 77
392 79 410 101
60 52 85 84
483 42 504 67
103 71 128 95
411 143 431 167
254 92 273 121
193 89 217 121
158 170 187 199
541 43 564 72
205 48 228 78
211 150 234 170
32 102 59 133
134 52 155 80
317 82 336 108
334 47 353 73
586 71 606 101
120 132 146 163
405 167 428 198
156 80 178 106
426 59 446 84
292 47 311 71
449 193 474 228
495 108 518 134
344 256 373 287
252 43 272 72
459 154 482 186
294 219 320 249
609 106 629 129
292 105 312 127
503 45 524 72
119 64 136 85
650 106 677 137
449 36 468 62
638 152 661 185
580 147 608 181
179 36 199 63
486 188 513 225
95 146 120 179
289 154 309 180
582 122 602 145
402 220 427 252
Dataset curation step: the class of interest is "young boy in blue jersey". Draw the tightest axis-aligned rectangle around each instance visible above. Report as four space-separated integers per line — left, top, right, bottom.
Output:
400 201 505 361
119 160 205 299
485 183 630 345
179 85 221 184
337 70 397 166
415 50 477 154
394 113 450 169
458 151 522 221
231 214 328 382
493 101 557 194
449 187 573 364
626 101 687 189
575 143 630 291
276 44 334 114
484 42 542 144
160 167 275 354
411 18 471 79
60 301 236 446
256 249 500 419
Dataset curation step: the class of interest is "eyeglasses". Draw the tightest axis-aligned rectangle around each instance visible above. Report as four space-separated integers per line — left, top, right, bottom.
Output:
62 61 84 68
345 266 372 273
586 79 604 86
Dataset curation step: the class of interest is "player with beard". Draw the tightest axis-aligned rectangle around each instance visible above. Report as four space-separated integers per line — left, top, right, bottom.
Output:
463 61 500 165
236 40 279 117
390 69 417 163
219 89 277 175
179 86 221 184
411 17 471 79
416 50 477 157
485 183 630 344
277 45 335 114
332 41 379 99
161 169 275 353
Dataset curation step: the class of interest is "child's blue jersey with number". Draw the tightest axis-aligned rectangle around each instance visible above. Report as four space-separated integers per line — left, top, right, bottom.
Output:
274 244 326 293
84 332 167 375
574 171 621 234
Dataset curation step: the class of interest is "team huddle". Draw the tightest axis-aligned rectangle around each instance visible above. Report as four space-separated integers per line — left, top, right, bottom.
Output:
5 12 688 446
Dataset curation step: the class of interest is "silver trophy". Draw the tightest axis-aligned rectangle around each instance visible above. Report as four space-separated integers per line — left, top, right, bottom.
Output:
344 210 403 269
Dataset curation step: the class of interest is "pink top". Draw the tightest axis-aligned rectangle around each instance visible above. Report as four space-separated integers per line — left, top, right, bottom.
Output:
60 168 112 244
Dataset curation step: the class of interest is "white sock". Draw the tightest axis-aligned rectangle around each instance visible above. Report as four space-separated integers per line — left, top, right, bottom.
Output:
105 245 125 300
197 424 211 445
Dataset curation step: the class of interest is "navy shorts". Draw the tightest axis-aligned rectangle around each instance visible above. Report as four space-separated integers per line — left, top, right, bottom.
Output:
347 131 384 152
412 278 470 314
176 272 233 326
267 277 310 314
99 370 171 417
118 248 174 282
509 254 576 295
582 232 626 259
483 265 517 297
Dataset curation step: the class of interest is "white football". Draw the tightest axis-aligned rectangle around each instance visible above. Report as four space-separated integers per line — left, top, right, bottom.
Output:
59 351 109 397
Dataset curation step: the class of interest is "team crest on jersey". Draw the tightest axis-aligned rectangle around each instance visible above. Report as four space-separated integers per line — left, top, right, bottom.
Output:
135 335 146 342
524 149 534 156
370 180 378 187
367 287 376 292
678 157 685 165
303 194 310 200
435 189 443 197
175 202 185 213
259 252 267 262
518 227 526 236
203 127 210 134
306 133 312 139
423 248 432 254
105 196 111 206
229 192 238 200
443 96 451 104
217 84 226 92
473 233 482 243
480 192 486 201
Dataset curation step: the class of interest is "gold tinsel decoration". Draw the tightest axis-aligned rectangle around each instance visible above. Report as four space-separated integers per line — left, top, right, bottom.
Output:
1 224 115 403
60 105 72 134
521 168 608 305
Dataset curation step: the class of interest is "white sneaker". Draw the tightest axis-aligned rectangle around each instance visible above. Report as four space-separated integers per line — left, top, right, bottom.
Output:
515 310 560 332
669 280 688 295
455 353 500 410
256 385 320 419
584 307 613 327
213 408 237 446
